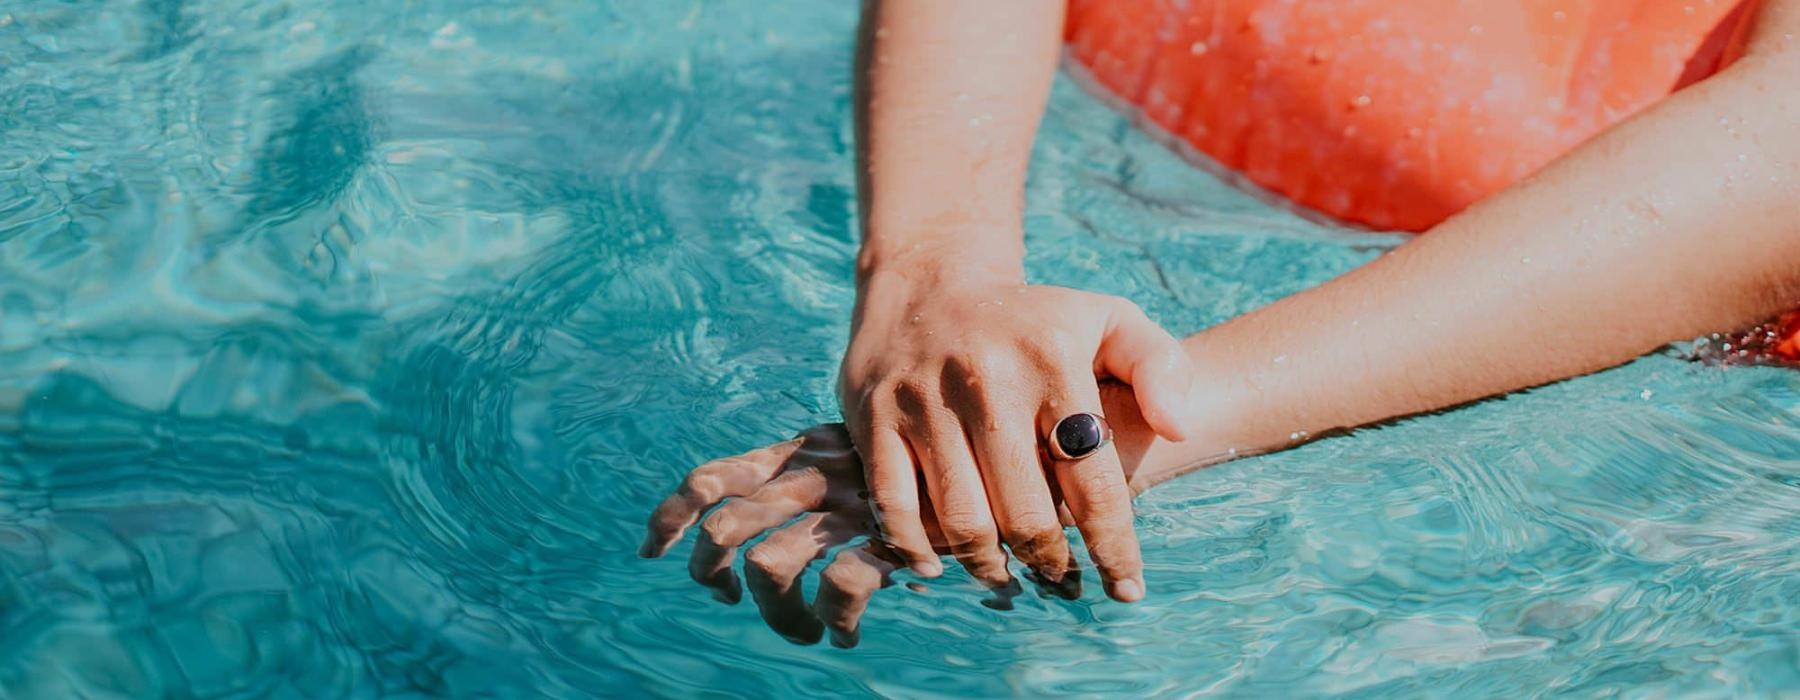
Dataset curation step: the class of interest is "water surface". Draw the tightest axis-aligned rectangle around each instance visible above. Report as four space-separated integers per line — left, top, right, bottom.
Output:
3 1 1798 696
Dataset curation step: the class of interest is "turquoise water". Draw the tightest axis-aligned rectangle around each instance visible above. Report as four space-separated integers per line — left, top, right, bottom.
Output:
3 0 1799 696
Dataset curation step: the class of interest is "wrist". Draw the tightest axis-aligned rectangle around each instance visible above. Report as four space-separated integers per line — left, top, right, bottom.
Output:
855 217 1025 287
853 245 1025 330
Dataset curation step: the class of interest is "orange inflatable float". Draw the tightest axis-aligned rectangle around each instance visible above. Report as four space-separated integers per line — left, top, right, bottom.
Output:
1066 0 1793 361
1065 0 1760 232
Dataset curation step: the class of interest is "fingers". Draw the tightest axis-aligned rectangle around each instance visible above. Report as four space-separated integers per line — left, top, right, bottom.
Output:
905 407 1014 589
688 467 827 603
641 439 802 558
853 424 942 576
943 380 1076 590
1096 299 1193 441
744 512 865 644
813 542 901 648
1043 383 1146 603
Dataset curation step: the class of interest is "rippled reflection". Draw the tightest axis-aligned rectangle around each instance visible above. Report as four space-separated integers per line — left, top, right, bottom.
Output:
2 1 1797 696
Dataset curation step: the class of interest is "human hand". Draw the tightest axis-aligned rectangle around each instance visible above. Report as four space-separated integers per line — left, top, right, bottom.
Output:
840 273 1191 601
638 424 926 647
639 380 1199 647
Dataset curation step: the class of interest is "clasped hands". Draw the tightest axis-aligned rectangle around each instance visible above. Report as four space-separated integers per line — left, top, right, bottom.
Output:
641 280 1196 647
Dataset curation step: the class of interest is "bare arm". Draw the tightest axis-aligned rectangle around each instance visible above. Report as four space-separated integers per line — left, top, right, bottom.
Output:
853 0 1058 276
646 2 1800 645
1133 3 1800 487
844 0 1190 602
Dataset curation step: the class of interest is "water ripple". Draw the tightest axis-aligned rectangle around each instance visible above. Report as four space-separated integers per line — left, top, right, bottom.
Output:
2 0 1798 696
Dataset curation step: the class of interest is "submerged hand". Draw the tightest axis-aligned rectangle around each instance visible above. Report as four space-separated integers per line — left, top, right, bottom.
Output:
842 272 1191 600
638 424 922 647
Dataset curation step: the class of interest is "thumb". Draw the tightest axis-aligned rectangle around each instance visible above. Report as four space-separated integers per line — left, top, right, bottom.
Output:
1094 298 1193 441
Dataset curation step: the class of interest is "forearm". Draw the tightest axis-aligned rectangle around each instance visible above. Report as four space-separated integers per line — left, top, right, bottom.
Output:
1127 20 1800 488
853 0 1064 291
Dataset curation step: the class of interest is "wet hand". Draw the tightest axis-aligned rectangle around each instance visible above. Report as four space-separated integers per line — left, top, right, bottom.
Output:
638 424 927 647
840 273 1192 601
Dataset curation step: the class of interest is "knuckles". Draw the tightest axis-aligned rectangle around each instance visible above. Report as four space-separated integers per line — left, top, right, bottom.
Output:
1074 471 1132 507
698 511 736 545
943 346 1021 383
819 551 874 594
867 492 918 521
680 466 729 501
999 518 1065 554
889 378 933 414
744 544 789 581
933 504 989 543
842 289 1126 405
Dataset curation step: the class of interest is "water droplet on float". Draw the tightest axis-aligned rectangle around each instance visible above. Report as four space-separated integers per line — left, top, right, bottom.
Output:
1469 24 1484 35
1552 10 1568 21
1350 94 1372 109
1190 41 1209 55
1521 256 1532 264
1684 5 1696 14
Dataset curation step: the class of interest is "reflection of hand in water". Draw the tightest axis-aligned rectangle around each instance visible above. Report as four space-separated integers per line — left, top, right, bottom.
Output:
640 424 939 647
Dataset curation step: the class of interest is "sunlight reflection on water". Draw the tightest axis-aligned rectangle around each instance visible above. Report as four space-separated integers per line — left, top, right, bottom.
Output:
1 1 1797 696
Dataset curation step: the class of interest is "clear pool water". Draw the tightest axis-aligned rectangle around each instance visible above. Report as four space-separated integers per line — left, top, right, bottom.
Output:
3 1 1798 696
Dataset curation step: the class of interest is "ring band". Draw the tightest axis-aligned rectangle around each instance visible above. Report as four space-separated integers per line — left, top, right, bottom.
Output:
1048 412 1112 461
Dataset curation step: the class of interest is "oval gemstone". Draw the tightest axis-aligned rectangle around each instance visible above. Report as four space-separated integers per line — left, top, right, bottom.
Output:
1054 414 1107 459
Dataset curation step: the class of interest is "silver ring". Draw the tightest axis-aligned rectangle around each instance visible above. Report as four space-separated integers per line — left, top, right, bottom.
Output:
1048 412 1112 461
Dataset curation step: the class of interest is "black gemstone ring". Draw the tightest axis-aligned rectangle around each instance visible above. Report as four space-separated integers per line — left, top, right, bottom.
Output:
1048 413 1112 461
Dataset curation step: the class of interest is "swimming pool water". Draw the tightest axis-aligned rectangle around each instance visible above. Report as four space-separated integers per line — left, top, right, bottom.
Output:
3 1 1798 696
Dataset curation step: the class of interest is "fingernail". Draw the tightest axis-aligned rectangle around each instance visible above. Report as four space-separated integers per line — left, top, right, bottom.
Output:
914 559 943 577
1110 578 1144 602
